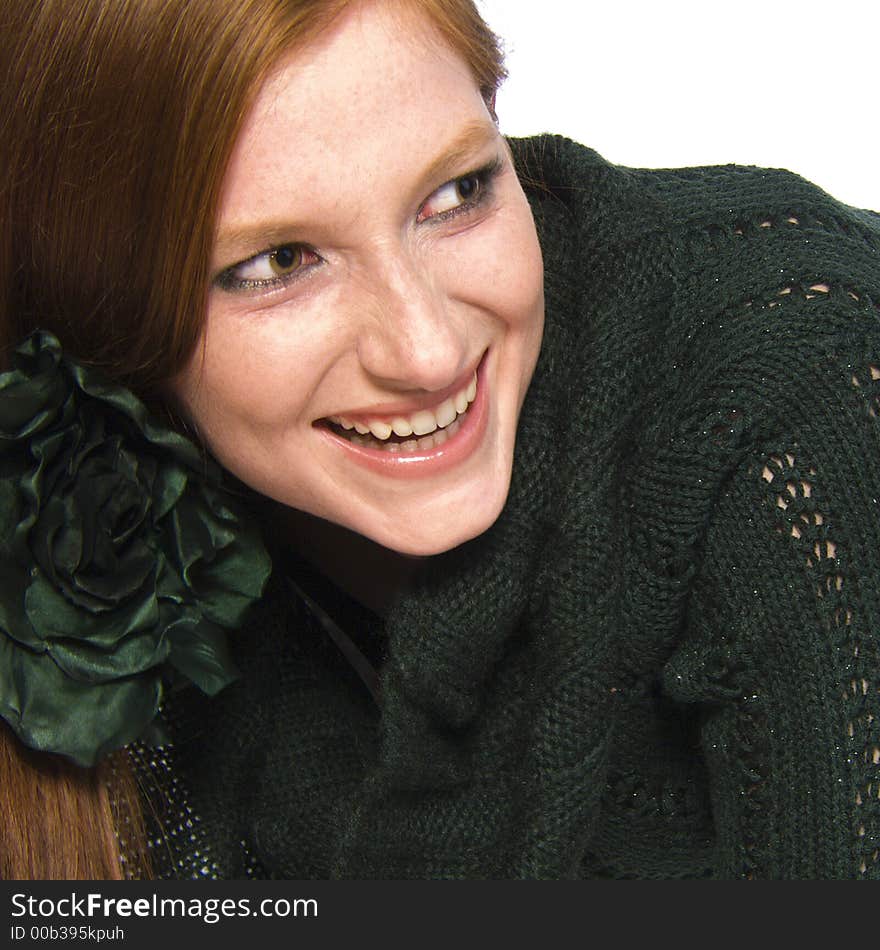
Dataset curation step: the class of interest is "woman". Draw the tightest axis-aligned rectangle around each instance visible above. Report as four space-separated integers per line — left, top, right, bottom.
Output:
1 0 878 879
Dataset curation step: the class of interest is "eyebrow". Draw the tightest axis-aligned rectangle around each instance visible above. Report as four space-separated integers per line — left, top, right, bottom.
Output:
412 119 501 198
212 118 502 269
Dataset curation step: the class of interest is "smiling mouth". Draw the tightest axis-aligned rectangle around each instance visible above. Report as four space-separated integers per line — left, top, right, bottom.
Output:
321 370 478 454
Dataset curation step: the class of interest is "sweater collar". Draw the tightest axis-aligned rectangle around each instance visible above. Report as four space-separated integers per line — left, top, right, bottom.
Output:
379 133 664 732
233 135 669 877
380 166 579 733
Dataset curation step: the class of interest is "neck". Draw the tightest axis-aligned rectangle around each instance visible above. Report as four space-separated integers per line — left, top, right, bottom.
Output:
279 508 423 615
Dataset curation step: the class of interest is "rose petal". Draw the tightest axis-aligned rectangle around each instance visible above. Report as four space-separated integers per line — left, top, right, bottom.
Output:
0 635 163 767
47 628 169 682
0 330 271 766
164 615 239 696
25 566 160 647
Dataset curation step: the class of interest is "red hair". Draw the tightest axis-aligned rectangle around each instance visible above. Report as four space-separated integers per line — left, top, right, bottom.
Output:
0 0 505 880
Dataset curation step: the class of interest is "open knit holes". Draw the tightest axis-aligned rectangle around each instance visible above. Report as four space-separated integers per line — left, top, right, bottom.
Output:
743 280 837 314
761 455 843 598
850 363 880 420
732 215 800 237
761 452 879 875
738 273 880 318
766 283 829 309
726 211 880 317
732 209 880 260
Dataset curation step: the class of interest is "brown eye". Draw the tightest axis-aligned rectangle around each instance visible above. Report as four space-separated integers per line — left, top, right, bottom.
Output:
216 242 322 293
269 245 303 276
420 175 480 220
455 175 480 202
416 158 501 223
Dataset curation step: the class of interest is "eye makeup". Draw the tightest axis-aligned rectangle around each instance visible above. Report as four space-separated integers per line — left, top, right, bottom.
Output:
418 156 504 224
214 244 322 294
213 155 505 296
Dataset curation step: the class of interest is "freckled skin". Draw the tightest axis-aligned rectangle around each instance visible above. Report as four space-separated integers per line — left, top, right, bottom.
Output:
170 2 545 560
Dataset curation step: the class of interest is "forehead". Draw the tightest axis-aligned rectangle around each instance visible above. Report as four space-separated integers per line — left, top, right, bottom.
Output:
217 2 491 230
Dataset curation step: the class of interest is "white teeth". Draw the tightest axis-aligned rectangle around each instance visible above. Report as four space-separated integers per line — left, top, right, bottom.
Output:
434 398 457 429
391 417 413 437
367 420 393 440
410 410 438 437
347 413 464 453
330 369 479 446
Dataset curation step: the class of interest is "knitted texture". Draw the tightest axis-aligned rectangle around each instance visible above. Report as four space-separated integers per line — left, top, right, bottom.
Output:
138 135 880 879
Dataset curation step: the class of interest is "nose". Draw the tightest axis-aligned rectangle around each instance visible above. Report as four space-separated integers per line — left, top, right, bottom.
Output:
355 252 469 392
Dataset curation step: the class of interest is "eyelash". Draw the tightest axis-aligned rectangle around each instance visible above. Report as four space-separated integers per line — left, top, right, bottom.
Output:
214 157 504 295
418 157 502 224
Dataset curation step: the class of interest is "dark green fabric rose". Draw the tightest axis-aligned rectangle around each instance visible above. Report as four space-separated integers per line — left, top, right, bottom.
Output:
0 331 272 766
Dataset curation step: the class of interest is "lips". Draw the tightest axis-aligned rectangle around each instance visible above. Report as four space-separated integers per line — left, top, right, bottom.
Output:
326 371 477 449
317 352 490 475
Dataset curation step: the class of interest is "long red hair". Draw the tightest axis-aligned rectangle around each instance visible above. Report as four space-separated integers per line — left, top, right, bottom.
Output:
0 0 505 879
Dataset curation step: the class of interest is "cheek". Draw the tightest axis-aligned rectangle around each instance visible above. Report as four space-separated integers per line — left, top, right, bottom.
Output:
166 345 302 502
165 354 207 430
457 203 545 335
493 204 545 399
165 341 283 460
169 316 323 433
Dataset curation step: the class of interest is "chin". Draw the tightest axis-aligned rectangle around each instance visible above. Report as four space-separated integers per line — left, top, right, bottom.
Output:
364 480 511 557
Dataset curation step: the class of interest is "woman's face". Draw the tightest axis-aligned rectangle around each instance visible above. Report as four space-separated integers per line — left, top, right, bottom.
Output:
171 2 545 556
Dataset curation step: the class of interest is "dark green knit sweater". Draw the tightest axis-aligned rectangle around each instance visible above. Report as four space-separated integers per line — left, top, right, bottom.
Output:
136 135 880 879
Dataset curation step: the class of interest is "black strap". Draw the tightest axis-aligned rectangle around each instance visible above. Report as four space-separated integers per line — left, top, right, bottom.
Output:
287 576 382 708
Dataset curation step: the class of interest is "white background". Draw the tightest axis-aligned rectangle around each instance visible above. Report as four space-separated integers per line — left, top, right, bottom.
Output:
477 0 879 210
